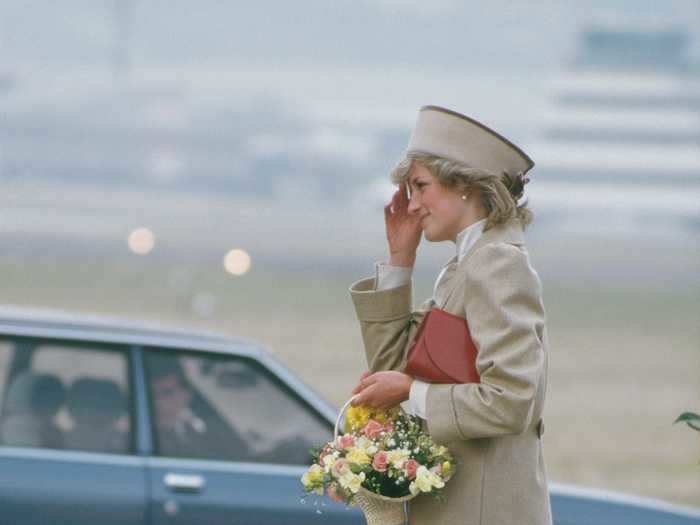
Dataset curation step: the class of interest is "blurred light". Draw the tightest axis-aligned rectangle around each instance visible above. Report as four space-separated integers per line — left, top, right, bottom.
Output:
223 249 251 276
128 227 155 255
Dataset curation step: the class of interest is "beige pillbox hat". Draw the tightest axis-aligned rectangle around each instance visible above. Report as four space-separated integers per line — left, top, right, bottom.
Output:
407 105 534 176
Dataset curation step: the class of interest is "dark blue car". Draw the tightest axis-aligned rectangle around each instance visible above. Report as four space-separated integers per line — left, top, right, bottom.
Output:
0 306 698 525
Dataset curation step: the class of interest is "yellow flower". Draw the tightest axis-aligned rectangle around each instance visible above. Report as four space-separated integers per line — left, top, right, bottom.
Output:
442 461 451 477
345 405 372 433
345 447 371 466
301 464 324 488
344 404 399 433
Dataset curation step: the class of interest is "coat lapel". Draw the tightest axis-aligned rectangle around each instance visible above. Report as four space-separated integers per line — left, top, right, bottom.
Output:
438 219 525 309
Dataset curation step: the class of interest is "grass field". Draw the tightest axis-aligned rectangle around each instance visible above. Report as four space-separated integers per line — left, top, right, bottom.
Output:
1 245 698 508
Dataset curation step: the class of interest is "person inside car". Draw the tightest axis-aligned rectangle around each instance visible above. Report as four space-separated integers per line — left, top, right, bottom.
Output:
0 371 65 449
149 356 252 461
65 377 128 454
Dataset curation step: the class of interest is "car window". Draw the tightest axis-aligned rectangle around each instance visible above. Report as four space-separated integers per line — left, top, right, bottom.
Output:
0 338 132 455
145 349 332 465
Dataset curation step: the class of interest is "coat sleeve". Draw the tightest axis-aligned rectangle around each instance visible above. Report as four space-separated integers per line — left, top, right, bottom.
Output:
425 242 546 442
349 277 431 372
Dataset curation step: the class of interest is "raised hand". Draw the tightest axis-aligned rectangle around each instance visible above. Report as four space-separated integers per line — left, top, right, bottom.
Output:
385 182 422 267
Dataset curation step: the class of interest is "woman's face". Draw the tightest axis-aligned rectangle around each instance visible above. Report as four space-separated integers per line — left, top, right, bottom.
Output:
407 163 473 242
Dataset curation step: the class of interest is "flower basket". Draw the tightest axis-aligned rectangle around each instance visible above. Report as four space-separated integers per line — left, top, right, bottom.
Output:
352 486 414 525
301 395 454 525
333 397 415 525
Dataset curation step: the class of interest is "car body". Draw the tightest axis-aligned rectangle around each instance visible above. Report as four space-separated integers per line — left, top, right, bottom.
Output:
0 306 698 525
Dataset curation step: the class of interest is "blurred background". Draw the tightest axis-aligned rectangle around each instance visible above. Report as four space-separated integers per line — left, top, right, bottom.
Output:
1 0 698 507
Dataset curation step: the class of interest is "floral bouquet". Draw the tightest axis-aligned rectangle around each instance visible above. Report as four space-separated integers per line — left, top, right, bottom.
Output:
301 397 455 525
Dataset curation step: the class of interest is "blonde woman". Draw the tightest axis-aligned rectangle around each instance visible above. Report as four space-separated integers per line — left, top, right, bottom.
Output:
349 106 552 525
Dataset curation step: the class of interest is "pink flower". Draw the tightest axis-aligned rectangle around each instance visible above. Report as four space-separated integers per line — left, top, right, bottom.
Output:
336 434 355 449
430 464 443 476
327 483 345 503
363 419 384 439
319 446 332 461
404 459 419 480
371 451 389 472
333 458 349 476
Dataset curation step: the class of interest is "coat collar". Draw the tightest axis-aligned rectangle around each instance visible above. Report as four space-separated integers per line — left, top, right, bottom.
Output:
455 218 525 268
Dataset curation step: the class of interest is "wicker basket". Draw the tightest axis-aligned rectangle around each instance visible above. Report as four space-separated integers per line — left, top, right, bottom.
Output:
335 396 416 525
353 487 413 525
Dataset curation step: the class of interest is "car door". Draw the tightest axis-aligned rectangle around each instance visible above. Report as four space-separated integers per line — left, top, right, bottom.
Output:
142 346 362 525
0 336 148 525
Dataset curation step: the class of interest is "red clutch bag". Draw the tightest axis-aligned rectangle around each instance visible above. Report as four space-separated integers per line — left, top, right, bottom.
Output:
404 308 480 384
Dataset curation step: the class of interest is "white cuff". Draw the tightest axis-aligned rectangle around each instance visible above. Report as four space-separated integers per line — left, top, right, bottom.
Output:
400 379 428 419
374 262 413 291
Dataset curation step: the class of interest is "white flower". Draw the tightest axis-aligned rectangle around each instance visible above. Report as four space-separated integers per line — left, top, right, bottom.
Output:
321 454 336 472
414 466 432 492
412 466 445 494
432 445 448 456
355 436 374 451
338 471 365 494
387 449 410 468
346 472 365 494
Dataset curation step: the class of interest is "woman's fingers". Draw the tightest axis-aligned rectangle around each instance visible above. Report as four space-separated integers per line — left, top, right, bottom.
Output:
385 186 410 220
398 182 409 207
351 372 375 396
352 384 379 408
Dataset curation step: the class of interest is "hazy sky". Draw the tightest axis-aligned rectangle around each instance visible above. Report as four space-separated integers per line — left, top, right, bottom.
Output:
2 1 698 69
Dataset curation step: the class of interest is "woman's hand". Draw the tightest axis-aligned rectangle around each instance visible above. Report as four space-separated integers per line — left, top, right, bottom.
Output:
385 183 422 267
351 371 413 411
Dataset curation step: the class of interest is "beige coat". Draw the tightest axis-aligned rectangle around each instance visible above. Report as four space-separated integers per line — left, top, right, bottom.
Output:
350 219 552 525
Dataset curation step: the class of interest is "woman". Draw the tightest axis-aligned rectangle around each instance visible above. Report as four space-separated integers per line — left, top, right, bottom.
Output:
349 106 552 524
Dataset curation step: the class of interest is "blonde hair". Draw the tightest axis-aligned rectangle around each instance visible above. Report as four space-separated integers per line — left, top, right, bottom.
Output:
390 152 533 231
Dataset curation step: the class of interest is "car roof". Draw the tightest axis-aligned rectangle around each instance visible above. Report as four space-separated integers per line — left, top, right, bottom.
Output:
0 304 259 353
0 304 339 424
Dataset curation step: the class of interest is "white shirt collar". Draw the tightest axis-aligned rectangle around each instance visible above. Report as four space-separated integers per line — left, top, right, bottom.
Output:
455 218 487 263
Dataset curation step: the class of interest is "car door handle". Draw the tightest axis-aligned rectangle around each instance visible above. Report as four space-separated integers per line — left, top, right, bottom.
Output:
164 473 206 493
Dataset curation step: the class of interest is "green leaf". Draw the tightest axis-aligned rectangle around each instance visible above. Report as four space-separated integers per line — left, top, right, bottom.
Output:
674 412 700 432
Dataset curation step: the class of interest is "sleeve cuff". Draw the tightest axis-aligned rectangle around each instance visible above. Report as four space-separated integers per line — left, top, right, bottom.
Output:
349 277 412 322
425 383 467 444
408 379 428 419
375 262 413 291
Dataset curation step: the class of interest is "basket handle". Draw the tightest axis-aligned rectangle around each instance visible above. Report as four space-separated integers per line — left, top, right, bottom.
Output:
334 395 359 440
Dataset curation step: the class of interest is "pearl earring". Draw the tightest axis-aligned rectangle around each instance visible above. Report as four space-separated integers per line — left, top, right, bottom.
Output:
461 195 467 201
